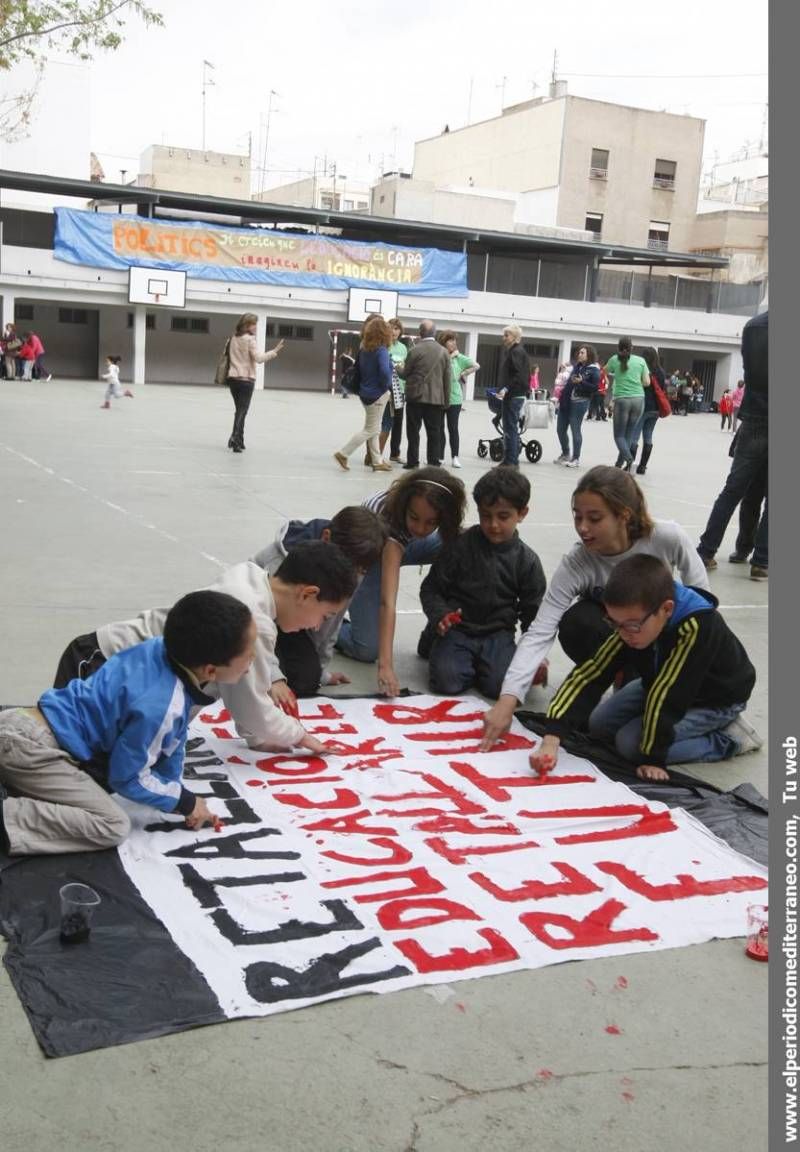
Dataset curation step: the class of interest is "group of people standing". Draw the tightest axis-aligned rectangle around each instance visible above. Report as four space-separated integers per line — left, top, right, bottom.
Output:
551 336 667 475
334 316 479 474
2 323 51 381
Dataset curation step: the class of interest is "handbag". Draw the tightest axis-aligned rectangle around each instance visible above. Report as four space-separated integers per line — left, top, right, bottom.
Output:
341 357 361 397
651 376 672 419
4 338 21 353
390 366 404 411
213 338 231 386
522 397 551 430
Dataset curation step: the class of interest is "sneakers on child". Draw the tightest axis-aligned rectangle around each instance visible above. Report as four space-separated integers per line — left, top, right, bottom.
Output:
451 458 462 468
728 551 750 564
123 389 134 398
333 452 350 471
553 454 569 465
698 552 717 570
723 714 764 756
100 401 110 409
565 459 580 468
750 565 768 581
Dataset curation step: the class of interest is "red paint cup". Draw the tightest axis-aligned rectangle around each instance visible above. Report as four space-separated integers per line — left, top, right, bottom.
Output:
745 903 768 962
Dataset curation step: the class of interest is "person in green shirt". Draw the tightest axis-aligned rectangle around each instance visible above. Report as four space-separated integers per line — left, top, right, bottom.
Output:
386 318 409 463
438 330 479 469
604 335 649 470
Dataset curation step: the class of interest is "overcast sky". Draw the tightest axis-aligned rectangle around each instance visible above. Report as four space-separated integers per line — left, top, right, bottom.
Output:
8 0 770 192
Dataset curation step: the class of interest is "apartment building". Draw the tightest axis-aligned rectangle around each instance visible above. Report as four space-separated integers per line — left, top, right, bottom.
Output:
136 145 251 199
253 174 370 213
412 89 705 253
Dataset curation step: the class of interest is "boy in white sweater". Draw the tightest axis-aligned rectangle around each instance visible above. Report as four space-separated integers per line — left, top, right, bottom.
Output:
53 542 357 755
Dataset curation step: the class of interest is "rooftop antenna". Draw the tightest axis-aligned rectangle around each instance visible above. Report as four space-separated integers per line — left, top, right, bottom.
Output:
259 89 278 196
201 60 215 152
496 75 507 111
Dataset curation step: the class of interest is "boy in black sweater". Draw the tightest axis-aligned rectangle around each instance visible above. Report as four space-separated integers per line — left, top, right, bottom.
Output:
535 554 760 781
419 467 546 699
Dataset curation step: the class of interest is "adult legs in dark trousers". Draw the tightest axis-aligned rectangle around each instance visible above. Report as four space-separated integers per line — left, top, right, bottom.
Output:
501 396 524 466
389 407 404 460
697 422 768 574
406 402 444 467
444 404 462 462
404 401 423 467
419 403 444 464
227 377 255 451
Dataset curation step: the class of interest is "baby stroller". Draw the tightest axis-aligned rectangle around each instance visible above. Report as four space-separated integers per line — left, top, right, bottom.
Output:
477 389 547 464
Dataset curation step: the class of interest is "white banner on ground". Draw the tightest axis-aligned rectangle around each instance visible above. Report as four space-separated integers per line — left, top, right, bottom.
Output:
118 696 767 1019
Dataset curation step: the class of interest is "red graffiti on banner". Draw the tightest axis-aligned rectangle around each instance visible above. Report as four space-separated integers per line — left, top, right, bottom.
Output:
404 728 535 756
516 804 678 845
596 860 768 901
470 862 603 902
520 898 659 950
297 703 345 721
394 927 519 973
321 837 414 867
426 836 540 866
199 708 231 723
301 809 399 836
274 787 361 811
413 813 521 836
373 700 485 726
451 759 594 802
321 866 445 903
252 755 328 777
377 897 482 931
373 773 485 818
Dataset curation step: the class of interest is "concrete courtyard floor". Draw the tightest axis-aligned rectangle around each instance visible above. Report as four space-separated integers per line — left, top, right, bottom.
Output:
0 379 767 1151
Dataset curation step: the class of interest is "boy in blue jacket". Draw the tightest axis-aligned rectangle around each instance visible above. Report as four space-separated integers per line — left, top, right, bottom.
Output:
534 554 761 781
0 590 256 856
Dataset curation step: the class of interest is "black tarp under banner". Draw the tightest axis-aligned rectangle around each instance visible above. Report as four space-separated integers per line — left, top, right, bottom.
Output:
0 701 767 1058
0 848 224 1057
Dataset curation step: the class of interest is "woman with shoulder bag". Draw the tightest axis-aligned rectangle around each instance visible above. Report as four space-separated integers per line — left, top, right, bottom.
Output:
334 315 393 472
225 313 284 452
630 346 669 475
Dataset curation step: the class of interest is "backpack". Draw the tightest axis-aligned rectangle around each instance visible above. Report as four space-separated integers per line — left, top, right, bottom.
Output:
214 338 231 386
342 355 361 396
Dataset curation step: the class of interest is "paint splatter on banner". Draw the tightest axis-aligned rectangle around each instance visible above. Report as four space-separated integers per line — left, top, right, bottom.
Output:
117 697 767 1019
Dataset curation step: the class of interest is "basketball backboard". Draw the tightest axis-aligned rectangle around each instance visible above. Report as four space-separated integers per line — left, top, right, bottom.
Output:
128 266 187 308
347 287 399 323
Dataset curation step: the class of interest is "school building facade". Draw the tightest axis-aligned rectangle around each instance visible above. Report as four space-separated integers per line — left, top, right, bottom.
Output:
0 170 762 401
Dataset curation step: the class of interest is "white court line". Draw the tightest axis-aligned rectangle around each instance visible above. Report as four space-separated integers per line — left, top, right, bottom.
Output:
2 443 225 566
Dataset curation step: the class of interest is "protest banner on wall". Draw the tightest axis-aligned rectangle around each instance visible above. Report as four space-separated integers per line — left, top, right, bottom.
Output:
117 696 768 1021
53 209 468 296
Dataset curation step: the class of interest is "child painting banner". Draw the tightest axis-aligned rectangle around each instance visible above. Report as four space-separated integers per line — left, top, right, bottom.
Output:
116 696 767 1022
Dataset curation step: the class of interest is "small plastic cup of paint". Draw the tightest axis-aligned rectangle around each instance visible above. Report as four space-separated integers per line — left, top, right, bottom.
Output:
745 903 768 962
59 883 101 945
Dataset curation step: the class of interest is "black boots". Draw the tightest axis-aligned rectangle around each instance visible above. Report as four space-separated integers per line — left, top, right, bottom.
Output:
636 444 653 474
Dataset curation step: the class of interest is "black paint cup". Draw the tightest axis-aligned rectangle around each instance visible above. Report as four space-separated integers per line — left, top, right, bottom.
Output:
59 883 101 945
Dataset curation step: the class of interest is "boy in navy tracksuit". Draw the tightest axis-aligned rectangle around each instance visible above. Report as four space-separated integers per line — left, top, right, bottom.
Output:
419 467 546 699
534 554 760 781
0 591 256 856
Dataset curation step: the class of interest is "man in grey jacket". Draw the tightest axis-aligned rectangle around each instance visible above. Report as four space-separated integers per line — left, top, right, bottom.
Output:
398 319 451 468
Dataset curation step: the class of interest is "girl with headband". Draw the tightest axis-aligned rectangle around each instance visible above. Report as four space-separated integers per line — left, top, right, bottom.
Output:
336 466 467 695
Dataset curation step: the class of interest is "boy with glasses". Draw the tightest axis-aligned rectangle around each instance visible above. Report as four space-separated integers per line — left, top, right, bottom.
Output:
532 554 760 781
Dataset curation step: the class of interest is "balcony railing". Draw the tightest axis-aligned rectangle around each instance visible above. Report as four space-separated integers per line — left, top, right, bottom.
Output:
647 237 669 251
653 176 676 190
589 166 608 180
